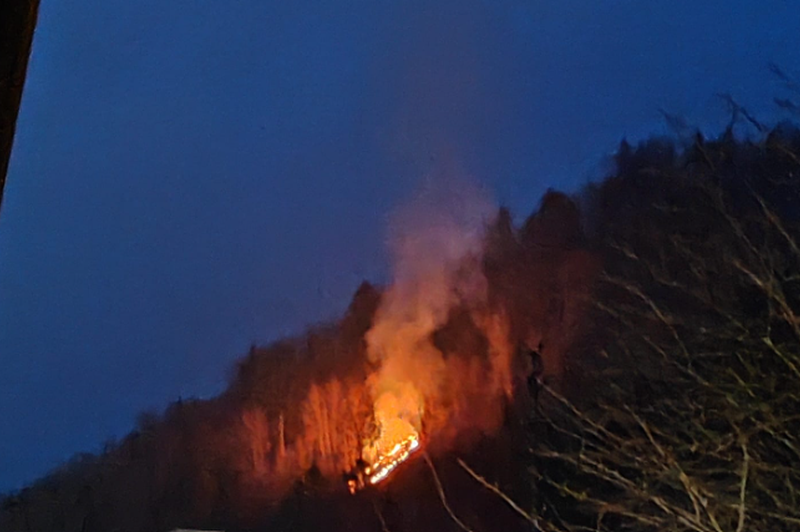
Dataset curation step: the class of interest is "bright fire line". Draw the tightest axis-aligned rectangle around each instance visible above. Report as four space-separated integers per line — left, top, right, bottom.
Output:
365 436 420 485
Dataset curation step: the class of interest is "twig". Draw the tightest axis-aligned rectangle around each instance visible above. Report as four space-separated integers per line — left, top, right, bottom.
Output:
372 499 392 532
736 440 749 532
457 458 543 531
423 453 476 532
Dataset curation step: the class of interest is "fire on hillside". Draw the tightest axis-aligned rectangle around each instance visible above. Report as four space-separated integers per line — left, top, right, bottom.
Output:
366 434 420 485
346 383 425 492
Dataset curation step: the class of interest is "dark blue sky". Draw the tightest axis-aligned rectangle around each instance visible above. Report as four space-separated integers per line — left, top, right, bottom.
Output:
1 0 799 493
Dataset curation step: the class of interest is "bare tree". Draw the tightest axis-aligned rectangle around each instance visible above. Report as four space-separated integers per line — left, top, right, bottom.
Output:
521 134 800 532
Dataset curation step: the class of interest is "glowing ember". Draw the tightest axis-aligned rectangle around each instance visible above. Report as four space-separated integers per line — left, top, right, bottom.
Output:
365 435 420 485
361 388 423 486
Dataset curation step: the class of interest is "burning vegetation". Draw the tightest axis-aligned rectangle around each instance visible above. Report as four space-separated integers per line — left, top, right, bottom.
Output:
364 432 420 486
231 180 526 495
0 172 598 531
5 122 800 532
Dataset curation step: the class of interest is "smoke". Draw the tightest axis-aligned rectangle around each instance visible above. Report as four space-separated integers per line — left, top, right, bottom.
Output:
1 162 603 530
365 168 497 440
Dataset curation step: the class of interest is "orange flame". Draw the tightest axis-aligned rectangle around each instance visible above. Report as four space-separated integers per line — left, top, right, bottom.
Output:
362 387 423 485
358 180 494 486
366 435 420 485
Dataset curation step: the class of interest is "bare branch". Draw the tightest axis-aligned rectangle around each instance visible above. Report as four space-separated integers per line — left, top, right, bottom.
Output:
423 454 477 532
457 458 544 531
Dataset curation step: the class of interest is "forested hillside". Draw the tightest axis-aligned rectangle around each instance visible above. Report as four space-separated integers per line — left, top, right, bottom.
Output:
3 122 799 532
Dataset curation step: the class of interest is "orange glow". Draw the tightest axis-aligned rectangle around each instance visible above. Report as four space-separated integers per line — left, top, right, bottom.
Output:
362 388 423 485
365 435 419 485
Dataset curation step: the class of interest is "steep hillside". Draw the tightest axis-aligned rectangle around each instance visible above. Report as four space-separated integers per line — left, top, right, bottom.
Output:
4 123 800 532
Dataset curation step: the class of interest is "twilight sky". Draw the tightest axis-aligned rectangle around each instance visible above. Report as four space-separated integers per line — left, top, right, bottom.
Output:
1 0 799 493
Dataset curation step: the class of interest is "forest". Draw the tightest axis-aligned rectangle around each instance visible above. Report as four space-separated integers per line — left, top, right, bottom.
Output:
3 117 800 532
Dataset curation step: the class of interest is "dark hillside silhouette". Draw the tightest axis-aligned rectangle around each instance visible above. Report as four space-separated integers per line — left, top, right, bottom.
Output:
527 124 800 531
3 122 800 531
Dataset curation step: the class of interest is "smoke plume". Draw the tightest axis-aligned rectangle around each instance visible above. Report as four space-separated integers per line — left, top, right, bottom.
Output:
366 171 509 445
